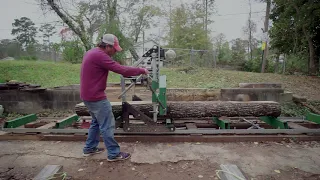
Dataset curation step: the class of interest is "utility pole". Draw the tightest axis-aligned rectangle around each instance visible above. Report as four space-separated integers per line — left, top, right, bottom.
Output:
248 0 253 61
261 0 271 73
169 0 172 45
205 0 208 49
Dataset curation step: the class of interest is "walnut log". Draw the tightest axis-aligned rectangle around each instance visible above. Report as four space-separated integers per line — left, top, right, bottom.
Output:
75 101 281 118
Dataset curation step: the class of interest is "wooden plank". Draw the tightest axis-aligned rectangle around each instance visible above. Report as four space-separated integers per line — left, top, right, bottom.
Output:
36 122 57 129
186 123 197 129
34 165 63 180
0 131 7 135
219 164 247 180
25 122 48 128
288 122 309 129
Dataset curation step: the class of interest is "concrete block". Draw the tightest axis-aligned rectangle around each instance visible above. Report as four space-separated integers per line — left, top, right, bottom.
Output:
221 88 284 102
53 84 80 90
73 91 81 102
280 91 293 102
40 101 54 109
38 90 53 101
0 90 18 101
292 94 307 103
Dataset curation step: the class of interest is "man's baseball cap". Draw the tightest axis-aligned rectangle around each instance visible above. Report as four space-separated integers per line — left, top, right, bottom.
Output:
101 34 122 52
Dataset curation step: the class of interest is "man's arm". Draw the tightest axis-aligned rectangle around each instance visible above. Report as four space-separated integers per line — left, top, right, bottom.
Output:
98 52 146 77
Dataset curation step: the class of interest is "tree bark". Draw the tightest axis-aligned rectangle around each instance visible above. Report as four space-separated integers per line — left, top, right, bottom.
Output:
45 0 91 51
261 0 271 73
75 101 282 118
274 53 280 73
292 3 317 75
129 48 139 61
306 36 316 75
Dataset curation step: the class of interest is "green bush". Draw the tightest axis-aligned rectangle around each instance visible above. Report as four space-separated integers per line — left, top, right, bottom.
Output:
61 40 85 64
17 56 38 61
283 53 309 74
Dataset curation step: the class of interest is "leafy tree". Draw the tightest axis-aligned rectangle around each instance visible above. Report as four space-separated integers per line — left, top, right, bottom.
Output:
166 3 213 50
218 42 233 64
39 0 141 62
213 33 226 52
242 19 257 61
0 39 22 59
269 0 320 75
61 40 85 64
39 23 56 51
11 17 38 52
120 0 162 43
231 38 247 65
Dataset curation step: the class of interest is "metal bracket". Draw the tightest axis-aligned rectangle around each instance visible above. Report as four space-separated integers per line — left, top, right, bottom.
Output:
55 114 79 129
122 102 172 132
259 116 289 129
4 114 37 128
118 74 145 100
306 112 320 124
213 117 230 129
240 117 263 129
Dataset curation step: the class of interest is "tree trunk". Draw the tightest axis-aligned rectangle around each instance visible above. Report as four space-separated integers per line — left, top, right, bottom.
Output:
292 3 316 75
75 101 282 118
306 37 316 75
46 0 91 51
274 54 280 73
129 47 139 61
315 54 319 74
261 0 271 73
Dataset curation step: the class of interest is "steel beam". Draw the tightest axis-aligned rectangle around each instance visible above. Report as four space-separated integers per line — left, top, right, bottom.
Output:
0 134 319 143
259 116 289 129
4 114 37 128
3 128 320 135
54 114 79 129
213 117 230 129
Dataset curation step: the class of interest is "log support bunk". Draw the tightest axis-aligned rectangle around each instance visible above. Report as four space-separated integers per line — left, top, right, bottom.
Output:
1 46 320 142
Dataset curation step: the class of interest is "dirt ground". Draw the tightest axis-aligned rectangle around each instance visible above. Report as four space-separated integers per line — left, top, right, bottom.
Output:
0 140 320 180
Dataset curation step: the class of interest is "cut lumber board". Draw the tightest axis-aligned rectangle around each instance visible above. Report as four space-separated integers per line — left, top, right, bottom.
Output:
36 122 57 129
33 165 63 180
75 101 282 118
219 164 247 180
186 123 197 129
288 122 309 129
25 122 48 128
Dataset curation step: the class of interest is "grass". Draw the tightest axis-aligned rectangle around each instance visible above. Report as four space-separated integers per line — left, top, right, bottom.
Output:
0 60 119 87
1 60 320 118
1 60 320 100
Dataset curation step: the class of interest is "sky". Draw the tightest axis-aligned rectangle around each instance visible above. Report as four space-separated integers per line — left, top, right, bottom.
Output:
0 0 267 45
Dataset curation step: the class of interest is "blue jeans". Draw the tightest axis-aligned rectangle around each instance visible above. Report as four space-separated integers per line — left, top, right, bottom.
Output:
83 99 120 159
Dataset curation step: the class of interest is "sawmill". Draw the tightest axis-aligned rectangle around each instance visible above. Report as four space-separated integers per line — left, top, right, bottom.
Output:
1 45 320 142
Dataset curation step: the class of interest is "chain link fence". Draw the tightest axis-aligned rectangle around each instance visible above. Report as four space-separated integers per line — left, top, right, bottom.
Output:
162 48 218 68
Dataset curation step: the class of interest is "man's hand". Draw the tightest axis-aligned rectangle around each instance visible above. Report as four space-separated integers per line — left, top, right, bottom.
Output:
142 68 150 74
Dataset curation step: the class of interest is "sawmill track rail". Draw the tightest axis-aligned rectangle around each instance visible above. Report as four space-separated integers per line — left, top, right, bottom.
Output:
1 115 320 143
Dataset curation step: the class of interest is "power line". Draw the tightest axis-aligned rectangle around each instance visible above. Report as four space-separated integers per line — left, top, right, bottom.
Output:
214 11 265 17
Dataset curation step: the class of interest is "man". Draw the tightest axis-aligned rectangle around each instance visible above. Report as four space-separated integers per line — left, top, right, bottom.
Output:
80 34 149 161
